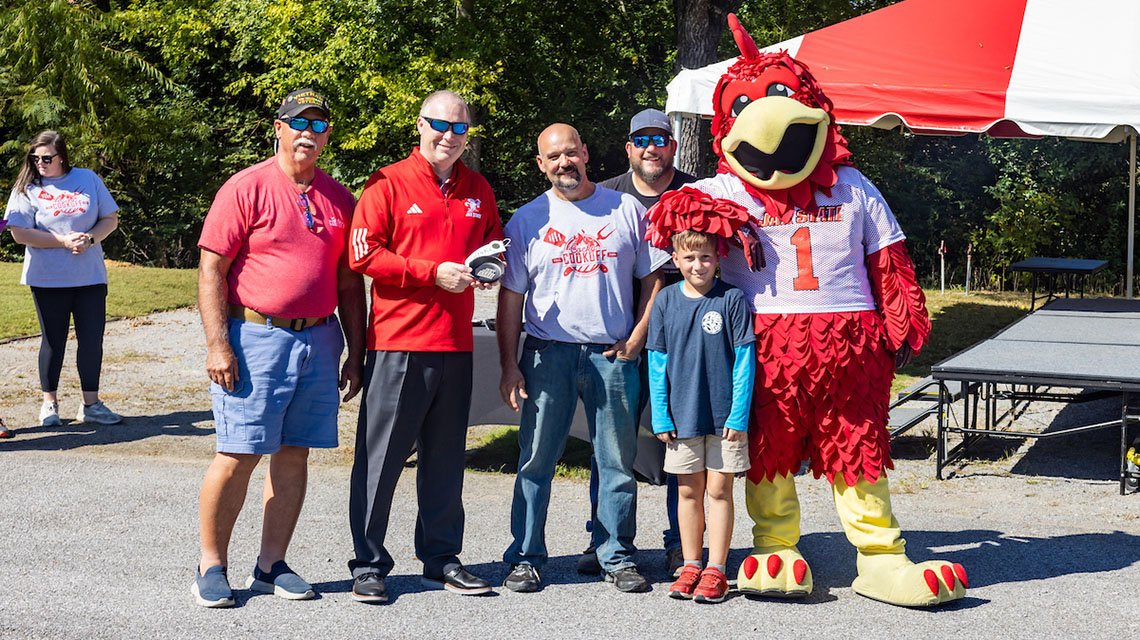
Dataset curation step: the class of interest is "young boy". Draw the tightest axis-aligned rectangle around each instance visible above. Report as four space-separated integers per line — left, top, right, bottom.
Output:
646 229 755 604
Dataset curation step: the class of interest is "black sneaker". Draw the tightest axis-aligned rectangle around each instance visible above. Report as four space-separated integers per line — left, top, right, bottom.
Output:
604 566 649 593
576 545 601 575
503 564 541 593
352 572 388 603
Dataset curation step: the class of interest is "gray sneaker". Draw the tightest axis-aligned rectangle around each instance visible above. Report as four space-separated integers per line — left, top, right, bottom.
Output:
39 401 61 427
192 565 234 608
76 401 122 425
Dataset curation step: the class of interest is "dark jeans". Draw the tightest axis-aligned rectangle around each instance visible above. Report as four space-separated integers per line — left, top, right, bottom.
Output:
30 284 107 393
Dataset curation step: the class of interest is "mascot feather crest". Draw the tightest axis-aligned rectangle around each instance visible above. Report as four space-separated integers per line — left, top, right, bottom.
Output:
711 15 853 222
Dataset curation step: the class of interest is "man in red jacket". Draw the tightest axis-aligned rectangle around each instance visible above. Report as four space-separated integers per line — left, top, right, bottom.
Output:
346 90 503 603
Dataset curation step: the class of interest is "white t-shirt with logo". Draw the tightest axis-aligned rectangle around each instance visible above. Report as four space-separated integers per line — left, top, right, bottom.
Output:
4 168 119 287
502 186 671 344
699 166 906 314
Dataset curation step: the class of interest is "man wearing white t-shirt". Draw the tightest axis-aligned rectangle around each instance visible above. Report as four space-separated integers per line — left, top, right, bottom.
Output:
497 124 669 593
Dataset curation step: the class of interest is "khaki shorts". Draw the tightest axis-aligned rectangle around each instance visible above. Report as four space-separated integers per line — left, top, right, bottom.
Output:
664 433 751 474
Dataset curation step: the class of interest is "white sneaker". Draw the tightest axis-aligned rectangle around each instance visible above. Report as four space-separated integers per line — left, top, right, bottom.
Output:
76 401 122 425
39 401 61 427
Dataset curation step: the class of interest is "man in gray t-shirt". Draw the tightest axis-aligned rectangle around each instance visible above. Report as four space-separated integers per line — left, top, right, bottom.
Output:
497 124 669 594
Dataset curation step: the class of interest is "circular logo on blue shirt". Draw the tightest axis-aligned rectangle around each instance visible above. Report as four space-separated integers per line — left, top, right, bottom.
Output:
701 311 724 335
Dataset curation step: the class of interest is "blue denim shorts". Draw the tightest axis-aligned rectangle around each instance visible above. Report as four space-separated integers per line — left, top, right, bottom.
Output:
211 316 344 455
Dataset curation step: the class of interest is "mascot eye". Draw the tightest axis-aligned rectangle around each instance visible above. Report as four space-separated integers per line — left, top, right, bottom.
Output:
730 95 753 117
767 83 794 98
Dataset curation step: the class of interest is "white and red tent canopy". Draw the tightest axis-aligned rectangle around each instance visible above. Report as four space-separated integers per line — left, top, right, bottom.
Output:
666 0 1140 295
666 0 1140 140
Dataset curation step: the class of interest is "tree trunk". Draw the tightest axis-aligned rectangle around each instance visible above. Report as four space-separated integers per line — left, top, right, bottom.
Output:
673 0 743 177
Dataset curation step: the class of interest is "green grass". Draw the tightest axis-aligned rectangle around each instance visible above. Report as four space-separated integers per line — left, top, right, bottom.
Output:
467 425 594 480
892 288 1029 396
0 261 197 339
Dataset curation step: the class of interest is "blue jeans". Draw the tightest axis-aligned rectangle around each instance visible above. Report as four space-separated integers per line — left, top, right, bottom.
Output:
504 338 640 571
589 460 680 550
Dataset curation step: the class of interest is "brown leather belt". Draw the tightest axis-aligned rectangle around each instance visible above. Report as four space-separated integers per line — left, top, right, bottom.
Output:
227 304 328 331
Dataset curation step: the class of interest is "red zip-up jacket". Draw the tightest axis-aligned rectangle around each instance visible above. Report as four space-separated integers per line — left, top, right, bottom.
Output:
349 149 503 351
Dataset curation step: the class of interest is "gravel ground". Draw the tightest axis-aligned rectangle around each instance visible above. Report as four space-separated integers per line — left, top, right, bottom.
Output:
1 300 1138 638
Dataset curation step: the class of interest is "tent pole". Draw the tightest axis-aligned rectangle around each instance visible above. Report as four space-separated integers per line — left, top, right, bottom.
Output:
1130 134 1136 299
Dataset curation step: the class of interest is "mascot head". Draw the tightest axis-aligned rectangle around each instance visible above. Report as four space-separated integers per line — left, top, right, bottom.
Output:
712 14 853 219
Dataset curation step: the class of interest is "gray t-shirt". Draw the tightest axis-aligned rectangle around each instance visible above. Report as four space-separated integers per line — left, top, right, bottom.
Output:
4 168 119 287
502 185 671 344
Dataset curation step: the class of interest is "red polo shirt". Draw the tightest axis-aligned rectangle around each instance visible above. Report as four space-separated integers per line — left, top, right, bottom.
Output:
350 149 503 351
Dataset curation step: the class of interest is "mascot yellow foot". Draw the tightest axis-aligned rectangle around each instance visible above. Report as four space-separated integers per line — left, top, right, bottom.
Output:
834 474 967 607
737 473 812 598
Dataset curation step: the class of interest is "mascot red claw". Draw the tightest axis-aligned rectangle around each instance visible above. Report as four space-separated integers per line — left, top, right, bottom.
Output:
646 15 965 607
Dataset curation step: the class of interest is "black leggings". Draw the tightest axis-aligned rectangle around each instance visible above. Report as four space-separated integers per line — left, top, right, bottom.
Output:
30 284 107 393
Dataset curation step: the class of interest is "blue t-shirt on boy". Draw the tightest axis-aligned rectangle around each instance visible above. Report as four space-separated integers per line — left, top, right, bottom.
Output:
646 279 755 439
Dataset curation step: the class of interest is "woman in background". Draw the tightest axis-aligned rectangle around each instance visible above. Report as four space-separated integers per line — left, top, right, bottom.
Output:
4 130 122 427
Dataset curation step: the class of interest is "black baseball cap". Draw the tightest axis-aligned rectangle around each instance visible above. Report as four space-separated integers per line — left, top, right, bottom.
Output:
278 88 331 119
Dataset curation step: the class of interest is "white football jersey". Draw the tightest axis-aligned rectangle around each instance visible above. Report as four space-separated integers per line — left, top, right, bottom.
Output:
701 166 906 314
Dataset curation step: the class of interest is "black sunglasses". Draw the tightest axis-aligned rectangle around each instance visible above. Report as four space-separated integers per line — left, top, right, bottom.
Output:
29 154 56 164
631 134 670 148
296 193 317 233
423 117 469 135
281 117 330 134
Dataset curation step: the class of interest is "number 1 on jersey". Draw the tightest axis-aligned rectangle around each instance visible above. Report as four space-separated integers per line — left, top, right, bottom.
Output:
790 227 819 291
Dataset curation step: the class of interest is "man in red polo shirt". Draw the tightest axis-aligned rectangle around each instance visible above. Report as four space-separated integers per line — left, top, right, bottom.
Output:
347 90 503 603
193 88 366 608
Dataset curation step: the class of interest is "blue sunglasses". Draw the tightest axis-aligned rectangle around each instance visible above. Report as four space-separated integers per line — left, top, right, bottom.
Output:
281 117 330 134
423 117 469 135
631 134 670 148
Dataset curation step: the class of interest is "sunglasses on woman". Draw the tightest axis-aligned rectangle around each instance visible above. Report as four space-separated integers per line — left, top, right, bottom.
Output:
423 117 469 135
29 154 56 164
280 117 330 134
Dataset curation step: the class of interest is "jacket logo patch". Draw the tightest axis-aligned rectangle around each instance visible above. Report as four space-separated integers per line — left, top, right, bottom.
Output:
464 198 482 218
406 203 424 215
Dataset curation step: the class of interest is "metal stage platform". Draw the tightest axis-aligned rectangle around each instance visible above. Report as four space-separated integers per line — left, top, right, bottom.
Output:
931 298 1140 493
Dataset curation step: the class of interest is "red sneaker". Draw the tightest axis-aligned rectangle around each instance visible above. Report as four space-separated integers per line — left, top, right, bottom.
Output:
668 564 702 600
692 567 728 603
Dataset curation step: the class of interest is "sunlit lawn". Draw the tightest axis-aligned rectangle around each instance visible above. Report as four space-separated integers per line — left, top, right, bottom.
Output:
0 261 197 339
893 288 1029 396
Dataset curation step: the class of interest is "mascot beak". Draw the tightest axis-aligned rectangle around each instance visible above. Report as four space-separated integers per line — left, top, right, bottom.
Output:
722 96 830 192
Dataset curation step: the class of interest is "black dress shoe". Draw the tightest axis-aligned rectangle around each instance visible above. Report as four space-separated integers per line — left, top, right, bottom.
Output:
421 565 492 595
352 573 388 603
503 564 541 593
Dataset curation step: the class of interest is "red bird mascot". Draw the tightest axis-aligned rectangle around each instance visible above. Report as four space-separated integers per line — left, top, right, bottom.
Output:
645 15 966 607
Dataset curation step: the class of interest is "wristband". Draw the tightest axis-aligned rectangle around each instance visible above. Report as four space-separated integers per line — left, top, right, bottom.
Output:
86 233 95 245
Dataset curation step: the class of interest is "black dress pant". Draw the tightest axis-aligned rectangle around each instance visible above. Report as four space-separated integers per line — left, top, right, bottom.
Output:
348 350 473 578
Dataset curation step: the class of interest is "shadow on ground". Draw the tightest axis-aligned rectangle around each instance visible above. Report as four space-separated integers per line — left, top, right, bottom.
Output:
0 409 215 452
937 391 1130 482
307 525 1140 605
